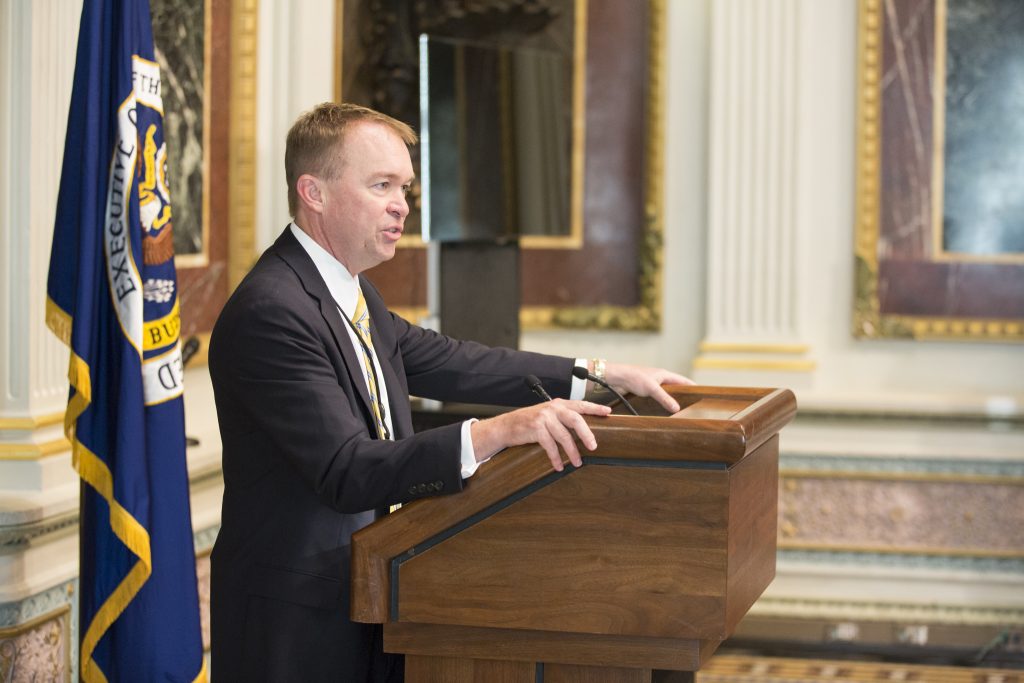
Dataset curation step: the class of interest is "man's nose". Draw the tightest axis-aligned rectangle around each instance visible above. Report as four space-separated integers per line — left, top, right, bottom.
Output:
388 193 409 219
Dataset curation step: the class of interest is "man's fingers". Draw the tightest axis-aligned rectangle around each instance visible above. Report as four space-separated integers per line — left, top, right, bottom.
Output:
539 407 581 467
650 385 681 414
563 409 598 452
552 421 584 467
654 374 695 413
603 364 696 413
556 400 606 451
535 433 564 472
533 400 608 470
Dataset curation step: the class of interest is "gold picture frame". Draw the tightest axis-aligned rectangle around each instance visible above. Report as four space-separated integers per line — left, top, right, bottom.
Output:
335 0 665 331
854 0 1024 342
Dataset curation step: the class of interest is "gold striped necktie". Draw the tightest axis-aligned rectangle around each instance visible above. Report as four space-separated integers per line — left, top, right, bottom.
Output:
351 288 400 512
350 288 390 441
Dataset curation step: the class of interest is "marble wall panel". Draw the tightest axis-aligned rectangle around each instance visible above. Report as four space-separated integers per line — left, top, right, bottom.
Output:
941 0 1024 257
0 608 69 683
0 548 213 680
879 0 935 261
779 474 1024 555
152 0 206 259
170 0 233 338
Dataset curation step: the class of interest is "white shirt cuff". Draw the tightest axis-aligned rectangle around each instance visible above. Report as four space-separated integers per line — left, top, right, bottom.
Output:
460 418 484 478
570 358 588 400
463 358 585 480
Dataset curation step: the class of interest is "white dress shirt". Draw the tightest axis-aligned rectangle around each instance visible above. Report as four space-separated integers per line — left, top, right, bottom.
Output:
290 223 587 479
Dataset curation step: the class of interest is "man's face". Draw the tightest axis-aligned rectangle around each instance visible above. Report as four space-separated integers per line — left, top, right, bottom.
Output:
318 121 415 275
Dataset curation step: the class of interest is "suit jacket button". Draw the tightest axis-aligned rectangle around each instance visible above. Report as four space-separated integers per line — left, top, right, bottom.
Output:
408 486 417 495
417 483 427 494
434 480 444 491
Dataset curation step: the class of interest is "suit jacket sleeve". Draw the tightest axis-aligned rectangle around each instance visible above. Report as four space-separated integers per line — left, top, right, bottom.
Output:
210 279 465 514
360 279 576 405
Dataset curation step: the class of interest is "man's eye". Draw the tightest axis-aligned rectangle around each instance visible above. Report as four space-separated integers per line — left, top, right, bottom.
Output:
401 184 412 196
374 181 390 191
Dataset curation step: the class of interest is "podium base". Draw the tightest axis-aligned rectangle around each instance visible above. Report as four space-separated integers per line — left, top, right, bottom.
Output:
406 656 697 683
389 623 716 682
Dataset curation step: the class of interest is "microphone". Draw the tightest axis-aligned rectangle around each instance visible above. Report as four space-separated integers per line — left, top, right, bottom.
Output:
572 365 640 416
179 335 203 448
181 336 201 367
524 374 553 402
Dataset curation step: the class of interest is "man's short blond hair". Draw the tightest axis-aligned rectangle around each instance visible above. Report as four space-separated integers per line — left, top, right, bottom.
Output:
285 102 418 216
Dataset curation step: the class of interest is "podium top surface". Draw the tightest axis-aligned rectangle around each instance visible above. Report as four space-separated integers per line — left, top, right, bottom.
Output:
589 385 796 466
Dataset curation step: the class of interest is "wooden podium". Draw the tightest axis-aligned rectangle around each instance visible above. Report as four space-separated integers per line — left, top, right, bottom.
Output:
351 386 797 682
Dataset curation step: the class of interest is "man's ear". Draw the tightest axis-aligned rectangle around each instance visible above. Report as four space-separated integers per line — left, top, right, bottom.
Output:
295 174 324 213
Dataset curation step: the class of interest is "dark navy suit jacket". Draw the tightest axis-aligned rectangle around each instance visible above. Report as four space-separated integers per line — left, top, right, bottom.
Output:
208 227 573 682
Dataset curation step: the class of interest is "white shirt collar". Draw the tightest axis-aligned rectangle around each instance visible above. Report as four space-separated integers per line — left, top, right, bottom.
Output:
289 222 360 316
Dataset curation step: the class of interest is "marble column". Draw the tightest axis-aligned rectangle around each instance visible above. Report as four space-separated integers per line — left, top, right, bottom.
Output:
693 0 816 386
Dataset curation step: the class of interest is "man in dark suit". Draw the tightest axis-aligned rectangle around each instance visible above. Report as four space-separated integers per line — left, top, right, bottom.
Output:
208 102 690 682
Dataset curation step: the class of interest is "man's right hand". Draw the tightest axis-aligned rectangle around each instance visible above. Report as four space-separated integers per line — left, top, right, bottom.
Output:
470 399 613 472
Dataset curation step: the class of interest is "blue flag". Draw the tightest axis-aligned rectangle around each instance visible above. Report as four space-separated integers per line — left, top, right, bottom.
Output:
46 0 206 681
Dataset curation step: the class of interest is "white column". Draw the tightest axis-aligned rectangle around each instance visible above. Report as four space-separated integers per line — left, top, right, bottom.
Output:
693 0 815 385
0 4 82 671
255 0 335 252
0 0 81 493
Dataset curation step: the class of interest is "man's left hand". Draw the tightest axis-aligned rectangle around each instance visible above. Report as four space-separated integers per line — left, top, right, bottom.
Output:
603 363 694 414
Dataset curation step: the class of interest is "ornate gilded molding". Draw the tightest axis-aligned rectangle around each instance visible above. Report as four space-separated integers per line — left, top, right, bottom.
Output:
228 0 259 290
853 0 893 340
880 315 1023 341
520 216 663 330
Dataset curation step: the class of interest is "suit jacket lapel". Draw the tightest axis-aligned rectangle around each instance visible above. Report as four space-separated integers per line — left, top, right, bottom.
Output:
271 228 378 433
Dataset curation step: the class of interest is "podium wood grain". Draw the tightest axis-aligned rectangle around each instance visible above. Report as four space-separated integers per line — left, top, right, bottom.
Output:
351 386 796 680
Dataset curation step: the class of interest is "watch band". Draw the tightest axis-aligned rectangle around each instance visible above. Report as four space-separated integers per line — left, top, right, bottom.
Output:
591 358 607 388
